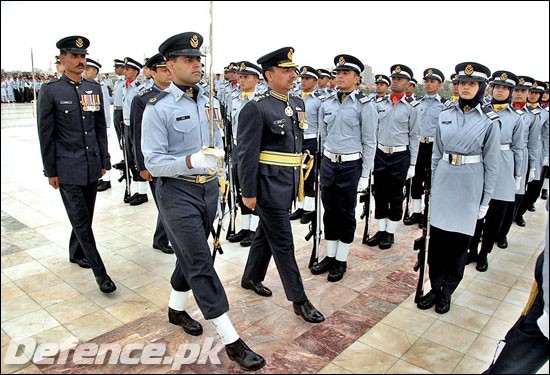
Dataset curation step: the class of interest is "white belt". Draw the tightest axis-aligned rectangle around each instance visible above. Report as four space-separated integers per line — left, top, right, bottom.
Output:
323 150 362 163
420 136 434 143
442 152 482 165
377 144 408 154
303 133 317 140
500 144 511 151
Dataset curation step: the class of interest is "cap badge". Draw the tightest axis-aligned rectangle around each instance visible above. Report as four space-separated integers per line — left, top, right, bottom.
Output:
533 81 538 88
427 69 433 76
190 35 199 48
395 66 401 73
500 72 508 81
519 77 525 85
287 48 294 60
318 70 322 75
240 63 246 71
338 57 346 66
75 38 84 48
465 64 474 76
377 75 383 81
302 67 307 74
124 58 128 64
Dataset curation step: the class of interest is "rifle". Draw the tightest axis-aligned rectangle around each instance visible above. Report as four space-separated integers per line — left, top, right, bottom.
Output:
413 167 431 303
359 175 372 244
116 124 132 199
222 104 237 240
211 195 226 261
306 135 322 269
403 177 412 223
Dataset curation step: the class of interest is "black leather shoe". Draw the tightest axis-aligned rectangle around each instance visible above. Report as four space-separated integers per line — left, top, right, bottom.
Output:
239 231 255 247
228 229 250 243
497 237 508 249
168 307 203 336
435 293 451 314
527 204 536 212
310 256 335 275
300 210 313 224
225 338 266 371
241 278 272 297
97 180 111 192
476 255 488 272
130 194 148 206
379 233 394 250
515 215 526 227
95 274 116 293
466 251 478 265
366 231 386 247
404 213 422 226
289 208 304 221
69 257 91 269
124 192 137 204
153 244 174 254
542 189 548 200
293 300 325 323
417 289 440 310
327 260 347 282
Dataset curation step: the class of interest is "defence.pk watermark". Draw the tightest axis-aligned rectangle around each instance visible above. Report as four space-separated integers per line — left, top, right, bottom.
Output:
4 337 224 370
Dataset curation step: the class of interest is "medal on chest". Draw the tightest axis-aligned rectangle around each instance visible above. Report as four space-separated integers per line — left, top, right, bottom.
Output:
297 110 308 130
80 94 100 112
284 104 294 117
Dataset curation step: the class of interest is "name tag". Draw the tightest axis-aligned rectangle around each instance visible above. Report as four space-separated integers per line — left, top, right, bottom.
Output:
176 115 190 121
273 119 285 125
442 120 452 124
60 101 72 104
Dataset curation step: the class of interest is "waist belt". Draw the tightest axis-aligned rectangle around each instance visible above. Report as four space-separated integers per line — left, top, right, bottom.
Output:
173 174 217 184
500 144 511 151
323 150 362 163
377 144 408 154
303 133 318 140
258 150 301 167
114 106 123 110
442 152 482 165
420 136 435 143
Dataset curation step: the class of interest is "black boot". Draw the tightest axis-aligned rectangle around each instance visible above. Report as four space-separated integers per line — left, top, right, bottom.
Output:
289 208 304 220
310 256 335 275
417 289 440 310
379 233 394 250
476 250 488 272
123 190 134 203
466 250 478 265
497 237 508 249
225 338 266 371
515 215 526 227
327 260 347 282
435 293 451 314
228 229 250 243
130 193 148 206
542 189 548 200
366 231 386 247
527 204 536 212
168 308 203 336
404 213 422 226
239 231 255 247
97 180 111 192
95 274 116 293
300 210 314 224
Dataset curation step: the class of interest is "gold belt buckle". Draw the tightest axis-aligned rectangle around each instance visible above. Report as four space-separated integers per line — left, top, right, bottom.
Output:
195 175 207 184
451 154 462 165
385 146 393 154
330 154 341 163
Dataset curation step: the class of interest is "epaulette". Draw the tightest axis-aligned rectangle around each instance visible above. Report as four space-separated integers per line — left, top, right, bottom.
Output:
440 97 448 104
313 90 326 101
515 109 524 115
405 96 420 107
355 91 373 104
545 106 549 112
376 95 387 103
290 93 301 99
84 78 99 85
530 107 541 115
138 87 153 96
481 104 499 121
231 92 239 99
443 99 454 107
253 94 268 102
147 91 169 105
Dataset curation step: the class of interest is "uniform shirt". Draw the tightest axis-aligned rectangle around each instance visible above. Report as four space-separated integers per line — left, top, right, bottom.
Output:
491 105 524 201
113 76 125 107
319 90 378 177
141 82 223 178
122 79 141 125
430 103 501 235
375 94 421 165
99 82 112 128
523 106 543 182
417 94 446 138
296 89 323 138
37 74 107 185
136 78 154 92
226 88 259 145
236 90 305 210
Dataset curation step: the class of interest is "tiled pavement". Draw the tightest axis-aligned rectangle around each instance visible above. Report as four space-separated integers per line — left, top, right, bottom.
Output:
1 103 548 373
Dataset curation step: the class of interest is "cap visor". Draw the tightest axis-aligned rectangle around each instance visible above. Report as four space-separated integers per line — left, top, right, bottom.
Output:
170 49 205 57
458 75 485 82
278 61 298 68
65 48 88 55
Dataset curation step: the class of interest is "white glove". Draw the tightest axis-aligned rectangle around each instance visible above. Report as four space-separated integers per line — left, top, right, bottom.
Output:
189 150 219 170
543 156 549 167
406 165 415 180
478 205 489 219
528 168 536 183
514 176 522 192
357 176 369 192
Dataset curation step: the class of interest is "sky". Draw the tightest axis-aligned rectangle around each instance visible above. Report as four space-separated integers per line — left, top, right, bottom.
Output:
1 1 549 81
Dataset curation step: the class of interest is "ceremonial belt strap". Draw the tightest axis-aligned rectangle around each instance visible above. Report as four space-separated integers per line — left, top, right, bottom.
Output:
420 136 435 143
442 152 482 165
173 174 217 184
500 144 511 151
259 150 306 202
114 106 123 110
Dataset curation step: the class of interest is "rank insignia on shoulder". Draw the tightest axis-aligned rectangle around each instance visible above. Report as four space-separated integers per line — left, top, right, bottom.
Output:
139 88 152 96
515 109 524 115
406 97 420 107
531 108 541 115
254 94 267 102
356 93 372 104
148 91 168 105
481 104 499 120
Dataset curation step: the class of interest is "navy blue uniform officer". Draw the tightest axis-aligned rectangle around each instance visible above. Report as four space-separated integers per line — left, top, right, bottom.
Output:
37 36 116 293
141 32 265 372
236 46 325 324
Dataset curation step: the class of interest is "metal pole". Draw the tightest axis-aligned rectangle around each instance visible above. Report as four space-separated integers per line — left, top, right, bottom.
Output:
208 0 215 147
31 48 37 116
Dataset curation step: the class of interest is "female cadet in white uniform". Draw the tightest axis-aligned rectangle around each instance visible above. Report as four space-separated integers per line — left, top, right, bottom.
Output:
416 62 501 314
467 71 524 272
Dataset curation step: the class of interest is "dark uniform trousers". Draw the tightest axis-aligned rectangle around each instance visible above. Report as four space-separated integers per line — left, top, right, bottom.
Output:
113 109 123 150
427 225 470 297
231 149 254 216
320 157 361 243
411 141 433 199
302 137 318 197
498 194 523 241
149 179 169 248
373 148 410 221
124 124 145 182
243 203 307 303
470 199 510 253
483 252 548 374
520 167 547 214
60 181 107 277
156 177 229 320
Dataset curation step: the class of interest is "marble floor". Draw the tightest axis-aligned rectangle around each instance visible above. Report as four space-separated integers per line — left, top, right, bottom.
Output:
1 102 548 374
